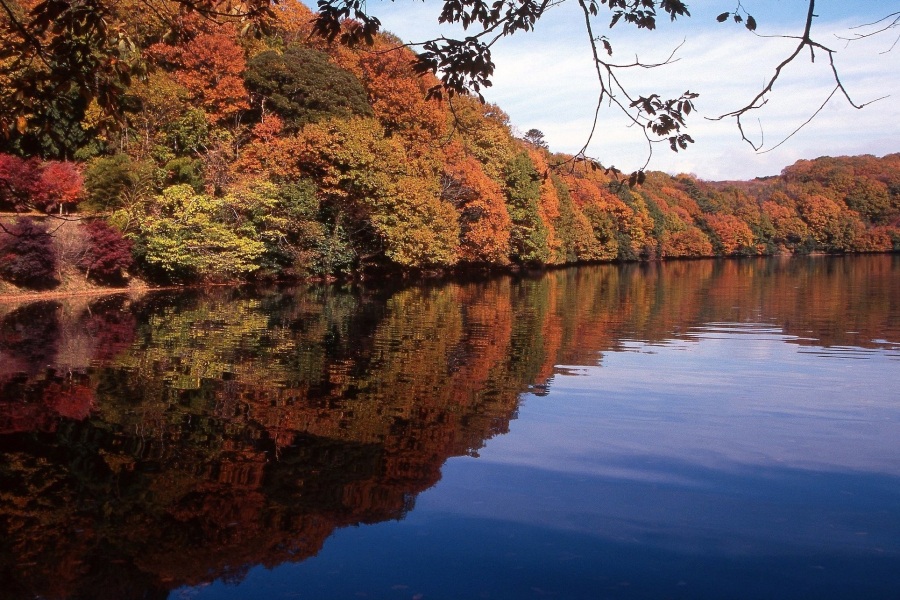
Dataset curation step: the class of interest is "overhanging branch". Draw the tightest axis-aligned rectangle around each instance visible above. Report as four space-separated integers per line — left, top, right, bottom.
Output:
709 0 885 151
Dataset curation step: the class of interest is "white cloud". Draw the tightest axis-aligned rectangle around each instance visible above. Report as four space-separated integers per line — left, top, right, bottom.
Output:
369 1 899 179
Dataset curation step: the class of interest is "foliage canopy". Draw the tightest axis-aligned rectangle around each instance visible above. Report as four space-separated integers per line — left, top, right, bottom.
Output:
245 45 373 128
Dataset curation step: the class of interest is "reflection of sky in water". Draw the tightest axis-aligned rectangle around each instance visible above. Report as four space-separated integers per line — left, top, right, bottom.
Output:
409 324 900 561
479 324 900 478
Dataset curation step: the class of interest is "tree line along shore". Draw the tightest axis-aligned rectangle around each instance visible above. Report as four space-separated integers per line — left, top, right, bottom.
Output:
1 2 898 296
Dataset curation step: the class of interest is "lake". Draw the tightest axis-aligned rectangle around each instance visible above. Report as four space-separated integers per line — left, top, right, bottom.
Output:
1 255 898 599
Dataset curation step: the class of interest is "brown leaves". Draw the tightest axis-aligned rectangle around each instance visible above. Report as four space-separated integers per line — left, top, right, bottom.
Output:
716 10 758 31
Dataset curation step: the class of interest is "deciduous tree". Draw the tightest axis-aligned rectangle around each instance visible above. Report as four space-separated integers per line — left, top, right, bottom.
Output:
78 220 133 283
706 213 756 255
441 146 511 264
0 153 42 211
146 21 249 124
134 184 265 280
38 160 83 213
0 216 57 287
504 151 550 264
245 45 372 130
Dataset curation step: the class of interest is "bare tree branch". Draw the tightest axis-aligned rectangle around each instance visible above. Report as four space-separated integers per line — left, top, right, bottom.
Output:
837 11 900 53
710 0 885 151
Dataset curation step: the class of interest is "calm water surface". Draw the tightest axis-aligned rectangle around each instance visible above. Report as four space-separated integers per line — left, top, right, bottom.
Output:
0 255 898 599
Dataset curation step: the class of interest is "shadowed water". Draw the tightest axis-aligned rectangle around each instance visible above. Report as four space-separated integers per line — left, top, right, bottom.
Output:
0 255 898 599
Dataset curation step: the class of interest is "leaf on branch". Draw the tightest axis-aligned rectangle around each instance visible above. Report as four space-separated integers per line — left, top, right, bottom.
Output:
414 37 495 102
660 0 690 21
601 37 613 55
746 15 757 31
627 170 646 187
717 12 730 23
668 133 694 152
733 14 743 24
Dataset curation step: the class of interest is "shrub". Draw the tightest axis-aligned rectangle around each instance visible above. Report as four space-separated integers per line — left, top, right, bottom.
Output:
77 220 133 283
0 217 58 288
135 185 265 281
82 154 133 210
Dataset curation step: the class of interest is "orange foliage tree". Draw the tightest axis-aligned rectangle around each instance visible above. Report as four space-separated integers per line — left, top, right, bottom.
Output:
706 213 755 255
357 38 449 148
796 193 855 249
441 144 512 264
292 117 459 267
146 21 249 124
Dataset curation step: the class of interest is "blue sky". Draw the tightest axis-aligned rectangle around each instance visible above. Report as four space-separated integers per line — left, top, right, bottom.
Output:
357 0 900 179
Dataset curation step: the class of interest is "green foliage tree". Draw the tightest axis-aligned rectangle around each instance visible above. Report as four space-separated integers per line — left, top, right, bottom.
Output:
134 184 265 281
83 154 160 211
0 88 93 159
165 108 210 156
226 178 357 276
163 157 205 191
550 174 578 262
504 152 550 264
581 204 620 261
245 45 372 130
523 129 548 150
844 178 893 225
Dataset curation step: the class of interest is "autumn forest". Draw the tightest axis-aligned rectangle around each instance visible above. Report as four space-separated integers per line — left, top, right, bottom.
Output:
1 1 898 291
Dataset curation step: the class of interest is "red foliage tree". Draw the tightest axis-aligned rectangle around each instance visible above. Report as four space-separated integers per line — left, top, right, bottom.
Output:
0 217 58 287
38 161 84 213
0 155 82 213
0 154 43 211
77 220 133 283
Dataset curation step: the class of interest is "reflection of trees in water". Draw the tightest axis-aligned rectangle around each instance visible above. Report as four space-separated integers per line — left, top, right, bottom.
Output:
0 301 61 374
0 255 897 599
0 282 534 599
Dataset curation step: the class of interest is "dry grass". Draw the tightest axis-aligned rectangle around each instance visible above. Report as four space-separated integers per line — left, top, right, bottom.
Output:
0 266 151 305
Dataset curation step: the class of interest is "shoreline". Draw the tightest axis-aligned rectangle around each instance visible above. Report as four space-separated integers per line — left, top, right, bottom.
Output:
0 282 168 305
2 251 895 305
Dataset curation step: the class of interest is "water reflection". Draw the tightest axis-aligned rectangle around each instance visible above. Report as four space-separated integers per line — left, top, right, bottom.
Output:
0 255 898 599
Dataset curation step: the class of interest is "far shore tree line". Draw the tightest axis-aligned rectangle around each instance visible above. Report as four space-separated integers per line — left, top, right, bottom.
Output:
1 2 898 291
